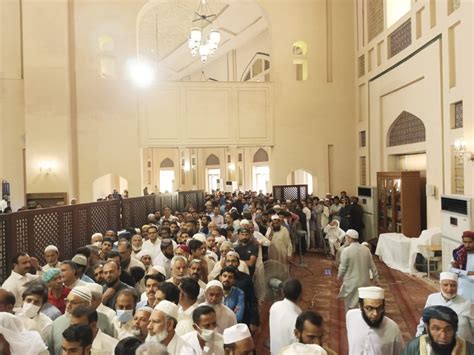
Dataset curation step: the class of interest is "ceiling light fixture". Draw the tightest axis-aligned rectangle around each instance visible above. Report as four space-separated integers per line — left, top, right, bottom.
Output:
188 0 221 63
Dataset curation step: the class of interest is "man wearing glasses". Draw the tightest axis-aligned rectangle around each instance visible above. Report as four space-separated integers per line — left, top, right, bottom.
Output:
346 286 403 355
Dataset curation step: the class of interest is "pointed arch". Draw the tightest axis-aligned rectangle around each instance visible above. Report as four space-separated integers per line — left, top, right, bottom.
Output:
160 158 174 168
253 148 269 163
206 154 220 166
387 111 426 147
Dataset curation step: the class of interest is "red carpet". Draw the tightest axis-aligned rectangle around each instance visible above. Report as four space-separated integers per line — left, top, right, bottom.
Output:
255 252 437 354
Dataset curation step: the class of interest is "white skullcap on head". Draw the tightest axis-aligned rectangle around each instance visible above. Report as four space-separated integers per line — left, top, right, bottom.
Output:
193 233 207 243
72 254 88 266
281 343 328 355
154 300 178 320
44 245 58 253
358 286 384 300
226 251 240 260
223 324 252 345
240 219 250 225
136 250 152 260
91 233 103 238
205 280 224 291
70 286 92 303
136 306 153 314
216 236 226 244
440 272 458 282
151 265 166 276
271 215 280 221
345 229 359 240
85 282 103 297
273 205 282 210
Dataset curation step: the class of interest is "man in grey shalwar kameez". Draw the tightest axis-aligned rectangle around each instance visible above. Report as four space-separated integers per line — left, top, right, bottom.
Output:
337 229 378 311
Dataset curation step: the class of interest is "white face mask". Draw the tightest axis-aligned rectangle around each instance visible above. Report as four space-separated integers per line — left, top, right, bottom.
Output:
92 241 102 248
147 329 168 343
116 309 134 323
198 327 215 342
21 302 40 319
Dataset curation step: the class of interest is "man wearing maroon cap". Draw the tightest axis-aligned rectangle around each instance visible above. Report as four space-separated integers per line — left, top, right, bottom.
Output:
450 231 474 302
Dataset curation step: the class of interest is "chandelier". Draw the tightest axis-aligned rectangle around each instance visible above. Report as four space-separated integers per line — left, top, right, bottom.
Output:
188 0 221 63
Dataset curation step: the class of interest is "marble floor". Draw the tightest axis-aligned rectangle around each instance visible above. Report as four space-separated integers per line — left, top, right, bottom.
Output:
254 252 438 354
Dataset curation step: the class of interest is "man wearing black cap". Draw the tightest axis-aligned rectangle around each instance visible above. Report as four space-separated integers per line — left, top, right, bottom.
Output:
403 305 474 354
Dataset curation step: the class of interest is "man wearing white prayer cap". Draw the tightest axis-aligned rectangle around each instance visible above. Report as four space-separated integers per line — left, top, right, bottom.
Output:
223 323 255 355
85 282 116 323
416 271 473 342
346 286 403 355
266 213 292 265
42 245 61 272
200 280 237 334
337 229 379 311
281 343 328 355
146 300 194 354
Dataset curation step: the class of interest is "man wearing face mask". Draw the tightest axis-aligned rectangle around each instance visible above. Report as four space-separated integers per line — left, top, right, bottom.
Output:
182 305 224 355
90 233 103 249
346 286 403 355
16 283 52 344
42 245 62 272
131 234 144 258
132 306 152 342
416 272 473 342
112 289 138 340
146 300 194 353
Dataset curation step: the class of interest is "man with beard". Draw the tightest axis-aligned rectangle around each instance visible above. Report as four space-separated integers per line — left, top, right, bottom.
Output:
346 286 403 355
200 280 237 334
101 260 133 309
220 266 245 322
153 238 175 279
416 272 473 342
146 300 194 353
266 215 293 265
112 289 138 340
182 305 225 355
234 228 259 277
188 259 206 303
167 255 188 286
117 241 145 277
132 306 152 342
450 231 474 302
403 305 474 354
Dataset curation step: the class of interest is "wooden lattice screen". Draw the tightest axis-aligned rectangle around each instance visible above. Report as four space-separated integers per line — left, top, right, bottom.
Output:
273 184 308 202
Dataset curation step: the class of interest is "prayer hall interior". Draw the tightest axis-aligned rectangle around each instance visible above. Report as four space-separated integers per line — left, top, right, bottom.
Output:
0 0 474 354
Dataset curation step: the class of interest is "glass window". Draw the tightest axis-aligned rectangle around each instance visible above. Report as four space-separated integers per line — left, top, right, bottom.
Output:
159 170 174 193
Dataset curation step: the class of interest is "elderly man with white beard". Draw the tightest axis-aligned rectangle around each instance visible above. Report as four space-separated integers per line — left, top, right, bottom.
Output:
146 300 194 353
131 306 152 342
346 286 403 355
200 280 237 334
416 272 473 342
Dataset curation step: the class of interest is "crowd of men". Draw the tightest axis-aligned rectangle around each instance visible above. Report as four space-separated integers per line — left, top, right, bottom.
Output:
0 190 472 354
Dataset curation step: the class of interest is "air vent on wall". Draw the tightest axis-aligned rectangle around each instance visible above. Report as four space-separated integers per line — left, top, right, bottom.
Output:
358 187 372 197
441 197 468 216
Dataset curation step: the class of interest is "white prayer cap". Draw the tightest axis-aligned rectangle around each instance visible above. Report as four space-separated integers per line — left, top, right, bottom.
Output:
281 343 328 354
223 324 252 345
72 254 88 266
345 229 359 240
440 272 458 282
153 300 178 320
136 249 153 260
273 205 282 211
70 286 92 303
240 219 250 226
150 265 166 276
216 236 226 244
226 251 240 260
193 233 207 243
44 245 58 253
91 233 103 239
358 286 384 300
85 283 103 297
271 215 280 221
205 280 224 291
136 306 153 314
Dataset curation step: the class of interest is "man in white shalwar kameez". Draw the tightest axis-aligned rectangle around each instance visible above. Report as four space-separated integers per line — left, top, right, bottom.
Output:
266 215 293 265
324 220 345 256
346 286 403 355
269 278 303 355
338 229 378 311
416 271 473 343
199 280 236 334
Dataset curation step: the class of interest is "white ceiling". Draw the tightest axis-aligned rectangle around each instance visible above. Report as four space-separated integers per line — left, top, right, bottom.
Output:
137 0 269 80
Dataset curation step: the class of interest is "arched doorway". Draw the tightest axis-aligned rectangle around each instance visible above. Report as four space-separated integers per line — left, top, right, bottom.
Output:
92 173 128 201
286 169 314 195
252 148 270 193
206 154 221 192
159 158 175 193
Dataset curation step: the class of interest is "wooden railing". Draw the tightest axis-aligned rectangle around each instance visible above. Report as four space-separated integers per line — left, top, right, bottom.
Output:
0 190 204 282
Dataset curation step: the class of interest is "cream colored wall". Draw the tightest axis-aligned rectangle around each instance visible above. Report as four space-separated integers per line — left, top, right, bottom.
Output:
0 0 25 210
356 0 473 230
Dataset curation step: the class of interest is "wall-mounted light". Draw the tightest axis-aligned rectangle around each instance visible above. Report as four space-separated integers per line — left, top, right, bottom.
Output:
127 58 155 88
183 161 190 172
228 163 235 171
39 160 55 174
454 139 473 161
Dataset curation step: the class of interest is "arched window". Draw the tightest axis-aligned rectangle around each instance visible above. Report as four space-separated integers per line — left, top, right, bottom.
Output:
293 41 308 81
206 154 220 166
253 148 269 163
160 158 174 168
387 111 426 147
159 158 175 192
241 53 271 82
